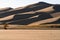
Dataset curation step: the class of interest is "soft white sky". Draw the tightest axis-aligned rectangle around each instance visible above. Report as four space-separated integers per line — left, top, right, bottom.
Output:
0 0 60 8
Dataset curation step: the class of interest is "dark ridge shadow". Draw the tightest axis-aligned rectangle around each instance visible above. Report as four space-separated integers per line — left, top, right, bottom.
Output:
47 5 60 17
26 2 52 8
8 12 53 25
0 12 45 23
48 5 60 13
53 5 60 12
24 2 52 11
0 2 52 18
0 12 41 23
0 7 12 12
12 13 39 20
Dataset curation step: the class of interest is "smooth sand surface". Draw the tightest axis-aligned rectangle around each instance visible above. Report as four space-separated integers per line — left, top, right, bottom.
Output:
0 30 60 40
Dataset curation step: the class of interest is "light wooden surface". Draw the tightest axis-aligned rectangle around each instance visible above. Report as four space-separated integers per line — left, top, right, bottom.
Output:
0 30 60 40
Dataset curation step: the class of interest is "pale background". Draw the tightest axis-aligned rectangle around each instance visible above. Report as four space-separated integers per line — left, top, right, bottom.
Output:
0 0 60 8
